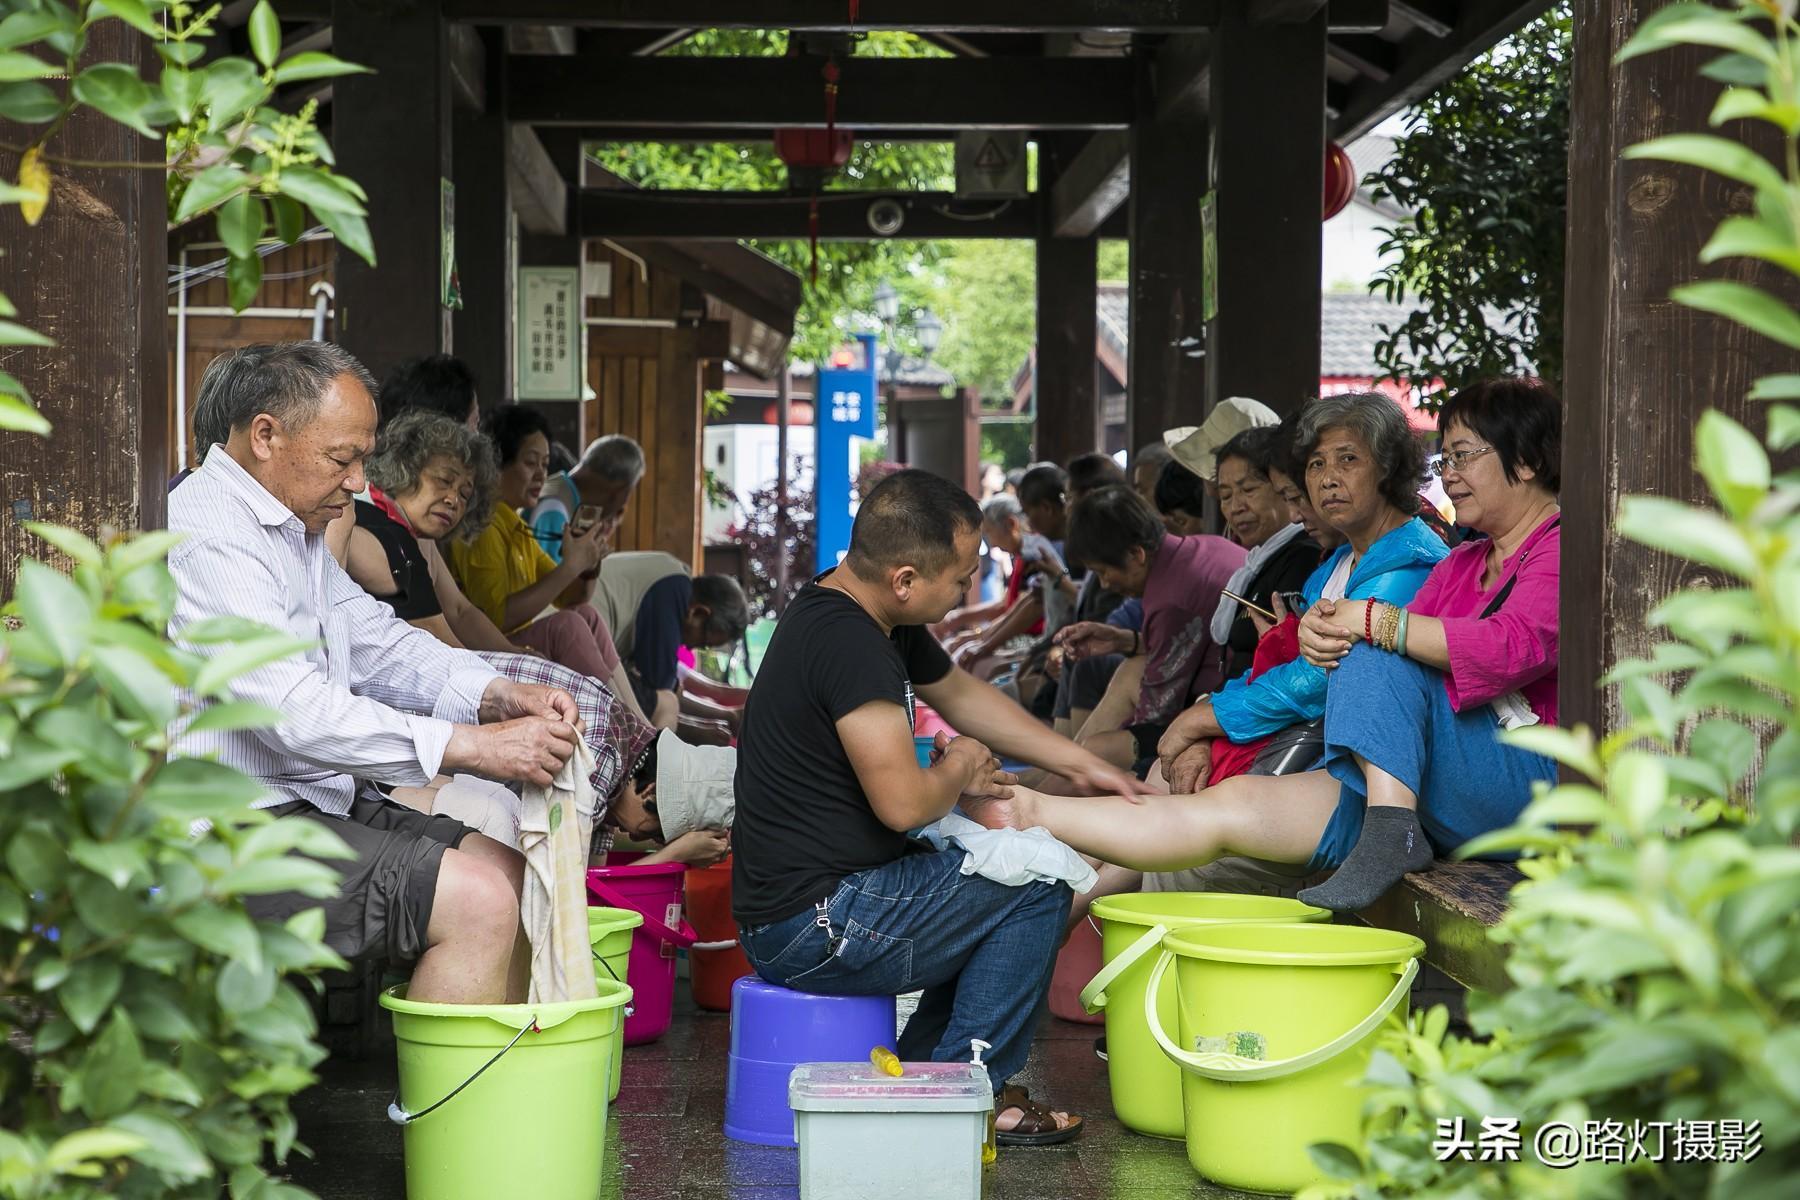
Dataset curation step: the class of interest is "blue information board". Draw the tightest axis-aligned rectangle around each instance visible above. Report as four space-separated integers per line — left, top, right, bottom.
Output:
814 333 879 574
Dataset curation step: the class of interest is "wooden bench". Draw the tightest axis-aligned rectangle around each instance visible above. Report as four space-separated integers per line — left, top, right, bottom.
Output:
1355 859 1521 995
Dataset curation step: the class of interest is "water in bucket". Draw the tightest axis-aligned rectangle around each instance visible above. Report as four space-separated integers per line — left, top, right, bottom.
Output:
381 979 633 1200
1081 892 1327 1139
1148 922 1424 1193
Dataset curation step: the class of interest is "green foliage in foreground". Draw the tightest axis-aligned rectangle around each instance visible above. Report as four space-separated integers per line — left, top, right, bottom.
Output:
0 526 349 1199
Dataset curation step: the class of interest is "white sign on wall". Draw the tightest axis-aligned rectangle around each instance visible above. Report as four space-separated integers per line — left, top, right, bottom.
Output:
955 131 1027 199
516 266 581 400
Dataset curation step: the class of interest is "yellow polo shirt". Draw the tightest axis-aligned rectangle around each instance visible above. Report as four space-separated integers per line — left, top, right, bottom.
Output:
446 504 558 634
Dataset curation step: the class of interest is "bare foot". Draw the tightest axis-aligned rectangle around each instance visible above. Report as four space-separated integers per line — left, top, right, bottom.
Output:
962 784 1044 832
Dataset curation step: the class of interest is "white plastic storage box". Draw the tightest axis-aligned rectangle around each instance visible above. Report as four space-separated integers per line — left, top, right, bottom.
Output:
789 1062 993 1200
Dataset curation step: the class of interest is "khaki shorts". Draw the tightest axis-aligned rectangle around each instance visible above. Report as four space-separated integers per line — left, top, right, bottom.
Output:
243 793 473 967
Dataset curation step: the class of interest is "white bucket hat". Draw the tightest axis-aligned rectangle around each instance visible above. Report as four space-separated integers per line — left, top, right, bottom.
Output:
651 729 736 840
1164 397 1282 481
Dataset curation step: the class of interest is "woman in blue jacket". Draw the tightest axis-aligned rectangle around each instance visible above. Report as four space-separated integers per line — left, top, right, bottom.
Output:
1154 392 1448 791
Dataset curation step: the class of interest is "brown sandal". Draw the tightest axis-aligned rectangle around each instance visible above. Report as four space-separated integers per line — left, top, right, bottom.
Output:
994 1084 1084 1147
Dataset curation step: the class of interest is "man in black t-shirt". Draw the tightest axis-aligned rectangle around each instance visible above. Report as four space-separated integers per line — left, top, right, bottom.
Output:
733 470 1142 1147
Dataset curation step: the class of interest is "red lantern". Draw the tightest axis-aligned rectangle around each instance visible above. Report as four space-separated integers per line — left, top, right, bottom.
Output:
1323 141 1356 221
773 129 854 174
763 399 816 426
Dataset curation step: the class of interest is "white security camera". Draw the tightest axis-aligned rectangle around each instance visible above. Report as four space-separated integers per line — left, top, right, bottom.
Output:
867 198 905 237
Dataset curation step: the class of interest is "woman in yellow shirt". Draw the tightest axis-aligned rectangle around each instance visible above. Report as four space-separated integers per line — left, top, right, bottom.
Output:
448 406 638 712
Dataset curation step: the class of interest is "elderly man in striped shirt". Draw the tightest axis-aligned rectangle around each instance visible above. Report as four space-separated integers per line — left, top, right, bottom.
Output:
168 341 582 1006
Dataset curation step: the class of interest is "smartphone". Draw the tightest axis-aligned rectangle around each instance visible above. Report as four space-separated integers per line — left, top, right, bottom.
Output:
1278 591 1308 616
569 504 602 537
1219 587 1277 623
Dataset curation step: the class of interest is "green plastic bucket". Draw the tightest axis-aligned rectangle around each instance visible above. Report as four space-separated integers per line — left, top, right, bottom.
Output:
588 907 642 1102
1080 892 1328 1139
381 979 633 1200
1148 922 1424 1193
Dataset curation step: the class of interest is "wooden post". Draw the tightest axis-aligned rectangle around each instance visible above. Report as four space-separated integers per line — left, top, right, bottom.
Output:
1035 138 1100 469
1560 0 1796 733
1205 0 1326 417
452 29 510 418
332 0 452 384
0 20 166 589
1126 50 1208 449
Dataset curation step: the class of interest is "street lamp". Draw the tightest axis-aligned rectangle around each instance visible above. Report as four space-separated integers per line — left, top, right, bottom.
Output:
916 308 943 359
872 279 900 326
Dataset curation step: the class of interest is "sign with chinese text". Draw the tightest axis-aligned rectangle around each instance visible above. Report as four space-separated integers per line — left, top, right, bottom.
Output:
516 267 581 400
815 333 879 572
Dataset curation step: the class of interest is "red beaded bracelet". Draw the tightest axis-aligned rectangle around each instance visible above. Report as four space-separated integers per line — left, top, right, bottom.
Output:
1364 601 1377 644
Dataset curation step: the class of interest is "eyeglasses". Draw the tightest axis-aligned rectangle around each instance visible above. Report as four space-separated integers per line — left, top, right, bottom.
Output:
1430 445 1496 478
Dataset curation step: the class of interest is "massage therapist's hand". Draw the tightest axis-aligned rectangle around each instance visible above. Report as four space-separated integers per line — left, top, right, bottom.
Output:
1299 599 1366 669
445 716 580 788
934 731 1005 794
480 676 582 731
1054 621 1133 663
1058 752 1150 803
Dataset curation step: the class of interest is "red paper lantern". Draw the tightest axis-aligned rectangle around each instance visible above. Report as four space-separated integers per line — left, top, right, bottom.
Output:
763 399 816 426
773 128 853 172
1323 141 1356 221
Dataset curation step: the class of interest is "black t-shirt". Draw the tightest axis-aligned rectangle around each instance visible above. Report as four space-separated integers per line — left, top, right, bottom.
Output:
732 579 953 925
354 500 443 621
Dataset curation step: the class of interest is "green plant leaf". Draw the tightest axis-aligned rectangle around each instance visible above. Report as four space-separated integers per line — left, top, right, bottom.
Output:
1500 724 1600 778
45 1127 149 1173
1694 410 1772 518
1770 404 1800 452
1624 133 1787 193
58 959 123 1035
1610 751 1670 834
1673 280 1800 352
192 632 318 696
70 840 147 890
247 0 280 70
172 905 262 963
107 528 184 576
0 8 71 52
226 249 262 312
143 758 268 820
1617 15 1778 68
0 319 55 346
23 521 101 564
0 50 58 81
111 1112 212 1183
1305 1142 1364 1180
71 63 159 138
0 79 60 122
272 51 372 85
15 557 95 665
91 0 161 38
91 644 179 727
1617 496 1759 579
0 733 80 791
240 817 353 863
215 857 339 899
162 64 202 123
313 203 375 266
199 57 268 128
275 164 366 215
139 1061 204 1106
1748 373 1800 400
1698 215 1800 273
0 391 51 434
181 615 288 644
173 162 249 224
269 193 304 245
217 956 278 1013
78 1011 146 1119
0 881 25 932
1699 51 1768 87
184 700 284 735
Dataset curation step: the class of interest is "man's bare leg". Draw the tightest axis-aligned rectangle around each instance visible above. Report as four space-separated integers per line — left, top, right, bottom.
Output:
457 833 530 1003
971 771 1343 873
408 845 521 1005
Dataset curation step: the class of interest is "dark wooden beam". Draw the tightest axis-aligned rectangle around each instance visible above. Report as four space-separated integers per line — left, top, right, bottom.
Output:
1153 33 1211 122
1250 0 1329 21
1050 132 1132 238
449 0 1389 31
509 125 571 235
1206 0 1325 417
578 189 1046 239
1560 0 1796 735
569 126 957 144
1390 0 1456 38
1127 54 1208 451
221 0 328 24
0 18 165 584
607 240 800 338
332 0 452 384
1327 34 1399 82
453 28 511 418
510 56 1134 129
1036 136 1102 467
1332 0 1550 142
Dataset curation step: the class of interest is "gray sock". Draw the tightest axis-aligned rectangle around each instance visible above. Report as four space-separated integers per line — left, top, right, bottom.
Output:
1297 806 1434 912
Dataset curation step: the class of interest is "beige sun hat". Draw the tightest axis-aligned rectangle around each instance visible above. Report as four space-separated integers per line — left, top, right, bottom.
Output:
1164 397 1282 481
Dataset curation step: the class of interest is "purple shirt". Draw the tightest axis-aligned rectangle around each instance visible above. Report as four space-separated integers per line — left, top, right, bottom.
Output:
1131 533 1247 725
1407 514 1560 726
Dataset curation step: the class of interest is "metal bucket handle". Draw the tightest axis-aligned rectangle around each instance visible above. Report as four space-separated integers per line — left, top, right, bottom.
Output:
386 1016 539 1126
1142 948 1418 1082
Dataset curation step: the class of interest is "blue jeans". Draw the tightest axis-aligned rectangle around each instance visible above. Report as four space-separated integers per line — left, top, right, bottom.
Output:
736 847 1071 1089
1311 643 1557 872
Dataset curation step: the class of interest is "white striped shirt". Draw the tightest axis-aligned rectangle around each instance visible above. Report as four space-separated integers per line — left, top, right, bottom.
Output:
168 450 499 815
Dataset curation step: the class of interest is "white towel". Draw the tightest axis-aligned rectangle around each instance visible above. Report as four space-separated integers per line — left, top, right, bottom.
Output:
517 741 600 1004
921 811 1100 894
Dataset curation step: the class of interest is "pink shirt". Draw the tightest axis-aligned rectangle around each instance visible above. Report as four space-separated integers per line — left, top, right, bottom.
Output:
1406 514 1560 726
1132 532 1247 725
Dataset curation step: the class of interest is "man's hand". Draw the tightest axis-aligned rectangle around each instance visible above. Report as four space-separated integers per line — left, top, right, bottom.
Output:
664 828 730 867
446 716 581 789
1055 621 1133 663
560 521 608 574
1299 598 1364 669
1166 742 1213 794
1155 704 1213 778
481 676 582 731
935 732 1005 795
953 640 989 671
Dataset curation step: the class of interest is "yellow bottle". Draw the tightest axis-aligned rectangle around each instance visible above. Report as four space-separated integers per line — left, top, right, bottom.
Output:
972 1039 997 1165
868 1045 903 1077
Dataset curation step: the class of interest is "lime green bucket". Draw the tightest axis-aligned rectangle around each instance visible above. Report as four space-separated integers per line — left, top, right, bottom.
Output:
588 906 642 1101
381 980 633 1200
1081 892 1328 1139
1147 922 1424 1193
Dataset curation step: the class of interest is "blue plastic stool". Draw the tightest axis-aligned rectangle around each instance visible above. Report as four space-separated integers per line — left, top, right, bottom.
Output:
724 976 897 1146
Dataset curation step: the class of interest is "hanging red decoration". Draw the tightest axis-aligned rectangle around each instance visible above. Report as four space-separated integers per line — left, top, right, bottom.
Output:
773 128 854 172
1323 141 1356 221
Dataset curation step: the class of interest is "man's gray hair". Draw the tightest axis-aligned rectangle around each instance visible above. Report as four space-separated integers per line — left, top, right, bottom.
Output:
691 574 751 642
980 494 1022 525
580 434 647 486
1293 391 1426 514
1134 441 1174 471
364 410 500 543
192 341 377 459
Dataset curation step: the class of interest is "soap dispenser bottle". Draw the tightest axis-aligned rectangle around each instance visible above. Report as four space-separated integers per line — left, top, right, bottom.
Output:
970 1039 996 1165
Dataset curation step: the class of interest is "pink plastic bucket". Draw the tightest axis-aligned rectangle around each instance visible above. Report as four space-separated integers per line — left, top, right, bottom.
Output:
1049 918 1106 1025
587 863 695 1045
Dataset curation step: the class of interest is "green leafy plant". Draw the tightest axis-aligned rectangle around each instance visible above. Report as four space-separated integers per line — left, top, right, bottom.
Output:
1300 4 1800 1197
1367 3 1571 403
0 525 351 1200
0 0 371 434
